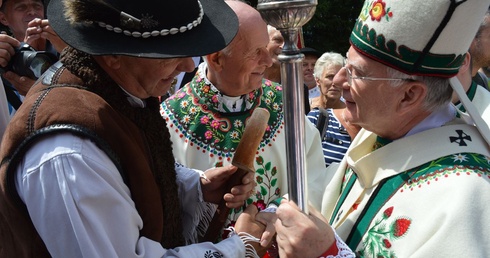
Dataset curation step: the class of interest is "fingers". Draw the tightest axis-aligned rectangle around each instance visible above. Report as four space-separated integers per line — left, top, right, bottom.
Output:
3 72 35 95
256 212 277 247
242 202 259 216
276 201 303 227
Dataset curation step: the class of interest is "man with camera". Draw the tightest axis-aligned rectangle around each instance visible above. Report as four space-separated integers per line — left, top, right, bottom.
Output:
0 0 62 121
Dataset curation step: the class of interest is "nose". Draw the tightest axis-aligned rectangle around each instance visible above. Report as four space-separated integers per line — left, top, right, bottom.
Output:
177 57 195 73
26 4 38 15
260 48 273 68
334 67 349 89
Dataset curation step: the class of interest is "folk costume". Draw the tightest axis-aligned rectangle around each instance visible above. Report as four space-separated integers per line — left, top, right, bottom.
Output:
161 62 328 232
0 0 261 257
310 0 490 257
319 107 490 257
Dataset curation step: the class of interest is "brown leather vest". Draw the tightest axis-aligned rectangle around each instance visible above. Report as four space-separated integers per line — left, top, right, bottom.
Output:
0 60 183 257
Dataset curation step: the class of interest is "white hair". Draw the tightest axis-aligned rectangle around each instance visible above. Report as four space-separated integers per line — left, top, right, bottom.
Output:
313 52 345 79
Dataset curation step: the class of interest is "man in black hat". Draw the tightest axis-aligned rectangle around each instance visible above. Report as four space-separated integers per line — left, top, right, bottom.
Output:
300 47 322 100
0 0 266 257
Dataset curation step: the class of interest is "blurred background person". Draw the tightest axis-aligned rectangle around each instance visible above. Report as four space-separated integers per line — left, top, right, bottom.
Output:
300 46 322 99
264 24 310 113
264 25 283 83
307 52 360 167
309 52 346 110
0 0 63 117
469 8 490 90
452 51 490 123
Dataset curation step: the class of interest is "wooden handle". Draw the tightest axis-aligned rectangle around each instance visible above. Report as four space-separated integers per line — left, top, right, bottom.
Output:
201 107 270 242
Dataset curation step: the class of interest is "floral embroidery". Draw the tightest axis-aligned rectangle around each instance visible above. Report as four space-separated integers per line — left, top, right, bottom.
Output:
162 69 282 159
254 155 281 202
359 206 411 258
451 153 468 162
162 68 285 240
400 153 490 192
369 0 393 22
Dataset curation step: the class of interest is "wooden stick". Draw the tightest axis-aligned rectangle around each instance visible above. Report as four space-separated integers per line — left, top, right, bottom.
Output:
201 107 270 242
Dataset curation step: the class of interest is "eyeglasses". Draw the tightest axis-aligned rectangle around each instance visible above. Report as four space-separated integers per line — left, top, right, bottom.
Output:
345 66 412 86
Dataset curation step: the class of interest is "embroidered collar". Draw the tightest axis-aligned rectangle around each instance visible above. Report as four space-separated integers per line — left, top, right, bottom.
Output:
194 62 261 113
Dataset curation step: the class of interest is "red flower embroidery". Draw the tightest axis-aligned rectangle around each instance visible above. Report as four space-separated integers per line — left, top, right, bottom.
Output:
370 0 387 21
383 206 394 218
253 200 266 211
383 239 392 248
256 156 264 165
392 218 411 238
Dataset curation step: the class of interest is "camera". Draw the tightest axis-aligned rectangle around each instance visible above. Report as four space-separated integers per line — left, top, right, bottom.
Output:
0 43 58 80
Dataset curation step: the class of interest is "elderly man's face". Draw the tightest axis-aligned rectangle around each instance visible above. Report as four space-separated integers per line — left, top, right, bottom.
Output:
334 46 404 132
266 28 284 65
216 22 272 96
113 56 195 99
0 0 44 40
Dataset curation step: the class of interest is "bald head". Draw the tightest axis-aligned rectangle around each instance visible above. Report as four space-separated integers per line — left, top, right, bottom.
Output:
206 0 272 96
226 0 267 33
219 0 268 55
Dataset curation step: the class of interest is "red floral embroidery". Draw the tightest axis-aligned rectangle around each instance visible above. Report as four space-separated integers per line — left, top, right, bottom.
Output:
383 206 393 218
383 239 392 248
392 218 411 238
253 200 267 211
370 0 386 21
361 206 412 257
369 0 393 22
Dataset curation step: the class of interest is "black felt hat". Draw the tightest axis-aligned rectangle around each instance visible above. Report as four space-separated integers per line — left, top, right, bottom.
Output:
47 0 238 58
300 47 321 59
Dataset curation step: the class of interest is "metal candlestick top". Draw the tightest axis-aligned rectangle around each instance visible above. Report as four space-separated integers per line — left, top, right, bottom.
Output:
257 0 317 212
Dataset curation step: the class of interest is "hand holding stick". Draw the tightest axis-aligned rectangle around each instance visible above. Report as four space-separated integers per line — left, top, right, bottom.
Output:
201 107 270 242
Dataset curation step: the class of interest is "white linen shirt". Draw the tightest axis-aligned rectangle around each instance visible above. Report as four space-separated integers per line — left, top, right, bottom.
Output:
14 132 246 258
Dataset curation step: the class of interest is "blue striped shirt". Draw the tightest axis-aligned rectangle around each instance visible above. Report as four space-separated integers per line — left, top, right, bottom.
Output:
307 108 352 167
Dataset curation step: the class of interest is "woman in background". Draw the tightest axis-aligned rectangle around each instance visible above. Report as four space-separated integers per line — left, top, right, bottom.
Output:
307 52 360 167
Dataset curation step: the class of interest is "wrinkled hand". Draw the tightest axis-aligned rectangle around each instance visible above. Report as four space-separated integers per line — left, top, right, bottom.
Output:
201 165 255 208
234 204 270 257
275 200 335 258
0 34 20 68
256 210 277 247
3 71 36 96
24 18 67 53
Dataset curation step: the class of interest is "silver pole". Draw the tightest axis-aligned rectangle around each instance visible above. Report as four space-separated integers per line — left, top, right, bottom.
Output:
257 0 317 212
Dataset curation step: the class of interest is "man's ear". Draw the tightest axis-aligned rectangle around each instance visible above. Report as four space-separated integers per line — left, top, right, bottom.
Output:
398 82 427 114
459 52 471 74
95 55 121 69
206 51 224 72
0 12 9 26
315 77 321 86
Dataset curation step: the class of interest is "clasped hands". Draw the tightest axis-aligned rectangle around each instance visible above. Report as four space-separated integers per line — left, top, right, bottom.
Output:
199 165 336 258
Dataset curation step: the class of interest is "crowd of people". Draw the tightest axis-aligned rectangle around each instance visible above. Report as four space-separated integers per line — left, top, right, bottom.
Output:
0 0 489 257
